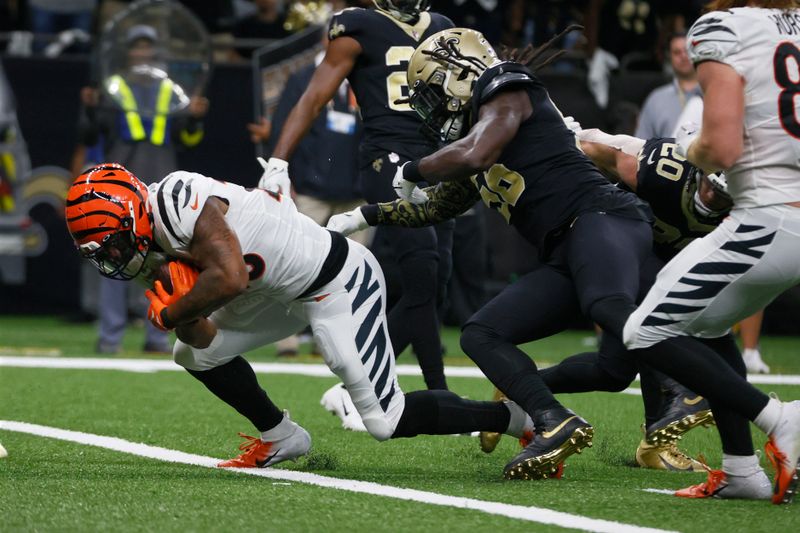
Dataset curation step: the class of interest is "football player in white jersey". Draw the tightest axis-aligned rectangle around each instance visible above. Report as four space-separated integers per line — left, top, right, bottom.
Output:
65 163 534 471
623 0 800 504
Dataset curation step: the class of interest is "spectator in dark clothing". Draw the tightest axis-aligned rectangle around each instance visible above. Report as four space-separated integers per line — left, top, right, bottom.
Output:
267 56 365 237
253 45 366 355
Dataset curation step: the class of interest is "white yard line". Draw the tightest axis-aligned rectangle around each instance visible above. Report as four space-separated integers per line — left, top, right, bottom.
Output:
0 420 675 533
642 489 679 496
2 356 799 386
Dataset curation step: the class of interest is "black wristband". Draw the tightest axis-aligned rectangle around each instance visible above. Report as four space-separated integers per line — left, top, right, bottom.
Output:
160 306 175 330
402 160 424 183
361 205 379 226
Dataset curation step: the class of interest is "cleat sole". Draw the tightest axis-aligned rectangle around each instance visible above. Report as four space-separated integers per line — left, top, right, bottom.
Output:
503 426 593 480
646 410 715 446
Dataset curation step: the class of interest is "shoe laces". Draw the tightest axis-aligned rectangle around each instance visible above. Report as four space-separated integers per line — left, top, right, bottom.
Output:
665 443 695 463
686 456 726 494
235 432 265 455
694 468 727 495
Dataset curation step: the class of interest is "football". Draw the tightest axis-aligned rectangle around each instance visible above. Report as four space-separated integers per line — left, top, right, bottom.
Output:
154 261 174 294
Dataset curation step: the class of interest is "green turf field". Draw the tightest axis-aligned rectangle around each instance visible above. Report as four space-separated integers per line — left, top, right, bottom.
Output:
1 316 799 532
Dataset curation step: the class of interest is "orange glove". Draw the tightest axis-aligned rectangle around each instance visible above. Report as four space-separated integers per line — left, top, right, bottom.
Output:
145 288 172 331
146 260 199 331
161 260 199 305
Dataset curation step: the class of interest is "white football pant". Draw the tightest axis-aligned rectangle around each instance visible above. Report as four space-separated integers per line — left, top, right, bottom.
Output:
173 239 404 441
624 204 800 349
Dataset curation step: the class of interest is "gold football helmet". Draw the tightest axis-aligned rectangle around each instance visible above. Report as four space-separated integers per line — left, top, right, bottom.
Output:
405 28 499 142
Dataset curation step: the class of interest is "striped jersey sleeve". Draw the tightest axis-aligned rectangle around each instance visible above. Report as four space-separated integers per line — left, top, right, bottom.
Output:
148 171 217 254
687 11 743 71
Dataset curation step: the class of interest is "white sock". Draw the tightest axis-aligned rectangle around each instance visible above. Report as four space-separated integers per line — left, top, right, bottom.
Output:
260 414 297 442
503 400 532 438
753 397 782 434
722 453 761 477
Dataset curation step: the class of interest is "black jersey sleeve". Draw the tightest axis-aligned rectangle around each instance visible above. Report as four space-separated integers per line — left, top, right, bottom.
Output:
328 8 370 48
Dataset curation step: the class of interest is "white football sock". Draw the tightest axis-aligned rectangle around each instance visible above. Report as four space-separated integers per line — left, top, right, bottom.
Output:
753 397 782 434
261 414 298 442
722 453 761 476
503 400 533 438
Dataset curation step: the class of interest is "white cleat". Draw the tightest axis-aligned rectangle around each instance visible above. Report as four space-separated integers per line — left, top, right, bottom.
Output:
218 420 311 468
320 383 367 432
743 349 770 374
676 467 772 500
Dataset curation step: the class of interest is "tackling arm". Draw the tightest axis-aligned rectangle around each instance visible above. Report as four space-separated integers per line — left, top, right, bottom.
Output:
270 37 360 161
407 90 530 183
578 138 639 191
367 179 481 227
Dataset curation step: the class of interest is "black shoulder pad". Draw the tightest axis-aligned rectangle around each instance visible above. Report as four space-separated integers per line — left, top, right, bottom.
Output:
472 62 535 117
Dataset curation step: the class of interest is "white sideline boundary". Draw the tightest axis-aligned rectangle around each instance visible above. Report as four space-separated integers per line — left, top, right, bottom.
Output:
2 356 799 386
0 420 675 533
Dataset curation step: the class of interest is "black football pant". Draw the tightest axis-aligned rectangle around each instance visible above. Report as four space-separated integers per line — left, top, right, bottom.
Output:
461 212 651 419
461 212 760 455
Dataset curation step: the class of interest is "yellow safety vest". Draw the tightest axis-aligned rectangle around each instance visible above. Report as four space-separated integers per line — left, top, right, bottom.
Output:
105 75 176 146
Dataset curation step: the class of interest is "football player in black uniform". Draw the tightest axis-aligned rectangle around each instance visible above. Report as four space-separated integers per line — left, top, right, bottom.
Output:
327 28 784 488
263 0 455 392
538 129 734 472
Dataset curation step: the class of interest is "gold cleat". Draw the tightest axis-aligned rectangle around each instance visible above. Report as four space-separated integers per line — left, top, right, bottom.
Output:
480 431 502 453
635 439 705 472
503 407 593 480
646 406 715 446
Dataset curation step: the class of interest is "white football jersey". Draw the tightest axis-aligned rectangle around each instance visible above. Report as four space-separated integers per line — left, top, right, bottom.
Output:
148 171 331 303
687 8 800 207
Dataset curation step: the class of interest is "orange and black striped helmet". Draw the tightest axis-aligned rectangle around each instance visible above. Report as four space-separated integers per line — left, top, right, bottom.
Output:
65 163 153 280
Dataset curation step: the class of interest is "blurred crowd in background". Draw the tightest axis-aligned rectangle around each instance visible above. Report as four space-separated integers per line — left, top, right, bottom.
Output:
0 1 707 69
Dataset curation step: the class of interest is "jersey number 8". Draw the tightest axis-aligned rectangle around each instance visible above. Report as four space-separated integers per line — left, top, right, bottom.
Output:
774 41 800 140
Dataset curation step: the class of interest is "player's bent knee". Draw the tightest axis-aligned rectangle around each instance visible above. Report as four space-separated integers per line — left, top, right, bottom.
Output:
173 340 201 370
173 333 234 372
622 309 663 350
363 416 394 441
460 322 498 356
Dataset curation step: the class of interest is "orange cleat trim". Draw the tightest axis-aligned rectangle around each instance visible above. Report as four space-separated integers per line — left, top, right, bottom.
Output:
765 436 799 505
675 468 726 498
217 432 276 468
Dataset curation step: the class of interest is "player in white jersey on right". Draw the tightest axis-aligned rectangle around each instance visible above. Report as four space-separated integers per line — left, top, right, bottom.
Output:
623 0 800 504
